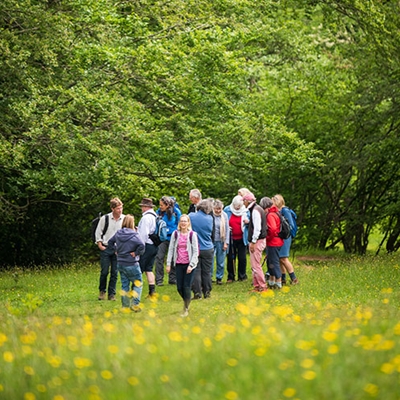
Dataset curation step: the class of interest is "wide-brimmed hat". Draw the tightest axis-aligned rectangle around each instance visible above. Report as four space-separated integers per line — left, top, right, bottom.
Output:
139 198 155 207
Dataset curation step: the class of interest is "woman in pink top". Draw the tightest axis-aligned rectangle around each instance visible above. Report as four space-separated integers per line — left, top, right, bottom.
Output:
166 214 199 317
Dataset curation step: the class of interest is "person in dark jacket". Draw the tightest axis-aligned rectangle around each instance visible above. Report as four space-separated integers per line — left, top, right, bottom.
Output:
108 214 145 312
188 189 202 214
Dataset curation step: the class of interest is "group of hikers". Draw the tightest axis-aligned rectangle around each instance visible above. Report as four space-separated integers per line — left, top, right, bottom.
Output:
94 188 299 317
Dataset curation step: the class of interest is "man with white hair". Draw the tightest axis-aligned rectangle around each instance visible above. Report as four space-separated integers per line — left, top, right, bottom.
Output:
188 189 202 214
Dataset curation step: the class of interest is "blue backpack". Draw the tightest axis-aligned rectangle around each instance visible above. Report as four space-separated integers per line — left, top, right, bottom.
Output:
148 215 168 246
285 207 298 238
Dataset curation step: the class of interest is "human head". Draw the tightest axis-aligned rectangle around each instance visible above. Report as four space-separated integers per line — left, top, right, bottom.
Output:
139 197 155 211
231 195 244 211
213 199 224 215
178 214 192 231
238 188 251 197
159 196 174 212
259 196 273 211
242 192 256 207
189 189 202 205
197 198 214 214
122 214 135 229
110 197 123 217
272 194 285 210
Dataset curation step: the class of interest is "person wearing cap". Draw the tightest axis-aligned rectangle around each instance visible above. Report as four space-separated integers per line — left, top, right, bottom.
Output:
242 192 268 292
95 197 125 301
137 198 158 298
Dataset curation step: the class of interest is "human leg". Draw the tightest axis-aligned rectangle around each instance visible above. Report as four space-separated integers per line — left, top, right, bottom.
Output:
182 267 195 316
155 241 169 285
236 240 248 280
280 257 298 284
215 241 225 282
124 264 143 307
249 239 267 291
140 244 158 295
118 265 131 308
108 253 118 299
226 246 236 282
201 248 214 298
192 254 203 299
175 263 186 299
279 238 292 284
268 246 282 288
99 248 112 299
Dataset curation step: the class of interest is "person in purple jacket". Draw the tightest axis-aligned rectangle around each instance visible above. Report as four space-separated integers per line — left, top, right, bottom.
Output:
108 214 145 312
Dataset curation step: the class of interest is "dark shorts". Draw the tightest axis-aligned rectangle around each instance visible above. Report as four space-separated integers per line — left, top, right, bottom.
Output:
139 244 158 273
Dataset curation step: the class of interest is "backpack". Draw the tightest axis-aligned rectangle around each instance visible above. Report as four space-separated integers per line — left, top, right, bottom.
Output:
288 208 298 238
148 215 168 246
274 211 291 240
91 213 109 243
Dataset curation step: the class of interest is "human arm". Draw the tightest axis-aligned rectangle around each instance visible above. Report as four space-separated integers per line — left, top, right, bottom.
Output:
188 231 199 272
166 231 177 272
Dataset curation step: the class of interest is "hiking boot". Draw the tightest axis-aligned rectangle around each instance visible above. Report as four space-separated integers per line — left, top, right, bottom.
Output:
192 293 202 300
181 308 189 318
281 279 287 286
204 291 211 299
108 294 116 301
216 279 222 285
98 291 106 300
291 278 299 285
130 305 141 313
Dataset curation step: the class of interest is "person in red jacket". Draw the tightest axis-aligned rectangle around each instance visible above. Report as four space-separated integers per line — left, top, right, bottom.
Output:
259 197 284 289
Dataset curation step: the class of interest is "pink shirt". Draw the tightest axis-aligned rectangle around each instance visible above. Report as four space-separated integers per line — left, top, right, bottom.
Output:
176 233 190 264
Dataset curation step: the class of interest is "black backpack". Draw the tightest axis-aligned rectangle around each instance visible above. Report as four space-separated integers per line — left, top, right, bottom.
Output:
275 211 291 240
91 213 109 243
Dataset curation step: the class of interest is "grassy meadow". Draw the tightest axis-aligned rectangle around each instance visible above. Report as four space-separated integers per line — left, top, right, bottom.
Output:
1 252 400 399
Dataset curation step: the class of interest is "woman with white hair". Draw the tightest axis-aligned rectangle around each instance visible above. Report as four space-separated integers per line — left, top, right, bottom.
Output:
224 195 250 282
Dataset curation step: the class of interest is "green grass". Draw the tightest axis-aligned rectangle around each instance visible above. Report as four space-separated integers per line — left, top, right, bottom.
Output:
1 253 400 399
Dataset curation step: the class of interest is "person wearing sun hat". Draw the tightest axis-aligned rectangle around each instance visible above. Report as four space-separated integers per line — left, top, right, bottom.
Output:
242 192 268 292
137 197 158 298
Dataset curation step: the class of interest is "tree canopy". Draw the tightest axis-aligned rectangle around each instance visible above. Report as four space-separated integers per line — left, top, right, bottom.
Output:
1 0 399 266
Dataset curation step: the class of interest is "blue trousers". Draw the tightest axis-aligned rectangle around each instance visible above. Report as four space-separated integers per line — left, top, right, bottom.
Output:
118 263 143 307
212 241 226 280
266 246 282 279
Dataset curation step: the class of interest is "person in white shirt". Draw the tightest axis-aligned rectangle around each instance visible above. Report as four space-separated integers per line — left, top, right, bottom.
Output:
137 198 158 298
95 197 124 301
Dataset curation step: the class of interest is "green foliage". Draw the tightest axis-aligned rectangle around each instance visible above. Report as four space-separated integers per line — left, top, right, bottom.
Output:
1 0 400 265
